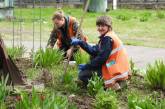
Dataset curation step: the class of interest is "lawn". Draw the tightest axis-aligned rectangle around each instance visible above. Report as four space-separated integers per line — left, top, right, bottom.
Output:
0 7 165 48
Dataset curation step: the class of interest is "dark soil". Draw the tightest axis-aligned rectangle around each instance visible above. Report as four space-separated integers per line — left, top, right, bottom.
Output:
12 58 165 109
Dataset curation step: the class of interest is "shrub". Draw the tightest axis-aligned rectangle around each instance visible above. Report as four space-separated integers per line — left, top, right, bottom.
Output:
87 73 104 96
74 50 89 65
146 60 165 90
7 46 26 59
34 48 64 68
94 90 118 109
156 11 165 19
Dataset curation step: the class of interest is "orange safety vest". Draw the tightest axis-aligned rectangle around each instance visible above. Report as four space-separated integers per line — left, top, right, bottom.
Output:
102 31 130 88
56 16 87 48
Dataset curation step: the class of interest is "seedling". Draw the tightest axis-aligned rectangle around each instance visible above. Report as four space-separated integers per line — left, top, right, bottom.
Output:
146 60 165 90
87 73 104 96
94 90 118 109
15 88 76 109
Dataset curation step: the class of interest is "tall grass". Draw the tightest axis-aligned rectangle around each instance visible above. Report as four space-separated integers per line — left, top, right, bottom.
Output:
74 50 89 65
7 46 26 59
34 48 64 68
146 60 165 90
0 75 10 109
128 93 165 109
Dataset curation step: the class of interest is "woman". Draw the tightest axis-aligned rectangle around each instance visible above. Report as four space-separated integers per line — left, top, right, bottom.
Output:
71 15 130 90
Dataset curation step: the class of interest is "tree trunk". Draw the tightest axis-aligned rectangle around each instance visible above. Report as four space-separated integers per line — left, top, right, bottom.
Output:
87 0 107 12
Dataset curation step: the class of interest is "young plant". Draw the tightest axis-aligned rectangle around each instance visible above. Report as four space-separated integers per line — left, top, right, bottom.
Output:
34 48 64 68
128 93 155 109
0 75 10 108
7 46 26 59
87 73 104 96
15 88 76 109
128 93 165 109
60 67 80 93
74 50 89 65
146 60 165 90
94 90 118 109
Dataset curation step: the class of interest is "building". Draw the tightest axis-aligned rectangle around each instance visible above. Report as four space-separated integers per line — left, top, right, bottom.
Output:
0 0 14 19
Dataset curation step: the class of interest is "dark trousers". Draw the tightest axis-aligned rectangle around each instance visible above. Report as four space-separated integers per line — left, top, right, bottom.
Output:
78 69 102 86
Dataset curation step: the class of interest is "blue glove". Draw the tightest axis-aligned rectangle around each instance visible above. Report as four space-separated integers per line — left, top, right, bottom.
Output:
78 64 86 71
71 38 82 46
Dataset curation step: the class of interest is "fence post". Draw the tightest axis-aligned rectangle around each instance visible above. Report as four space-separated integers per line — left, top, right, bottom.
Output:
113 0 117 10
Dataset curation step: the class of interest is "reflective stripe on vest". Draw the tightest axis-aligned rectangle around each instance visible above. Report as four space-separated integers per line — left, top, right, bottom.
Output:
110 44 124 56
106 44 124 67
104 71 129 85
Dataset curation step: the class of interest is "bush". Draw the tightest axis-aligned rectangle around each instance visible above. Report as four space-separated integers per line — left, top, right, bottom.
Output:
7 46 26 59
94 90 118 109
74 50 89 65
34 48 64 68
87 73 104 96
146 60 165 90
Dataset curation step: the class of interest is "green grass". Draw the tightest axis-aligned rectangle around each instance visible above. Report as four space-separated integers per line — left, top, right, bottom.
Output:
146 60 165 90
94 90 118 109
0 75 10 109
7 46 26 59
128 93 165 109
74 50 90 65
1 7 165 48
87 73 104 97
33 48 64 68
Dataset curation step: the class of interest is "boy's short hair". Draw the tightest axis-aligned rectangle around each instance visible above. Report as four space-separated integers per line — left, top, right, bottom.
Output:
96 15 112 28
52 10 64 20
